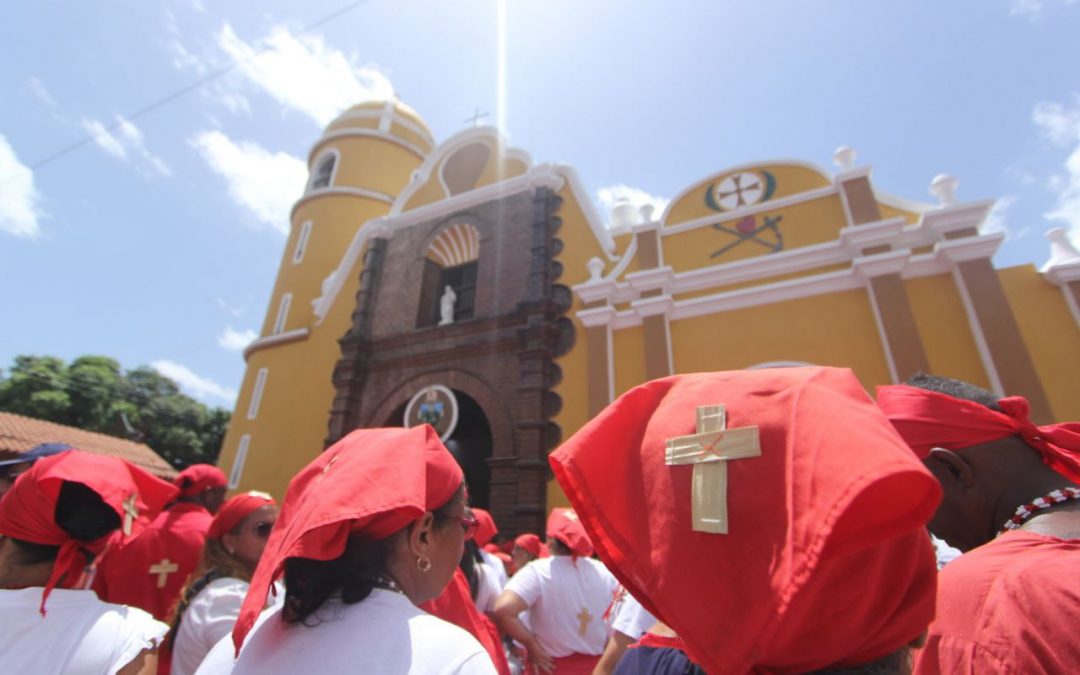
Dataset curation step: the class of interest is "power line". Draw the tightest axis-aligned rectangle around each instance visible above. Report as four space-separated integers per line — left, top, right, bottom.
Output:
23 0 373 174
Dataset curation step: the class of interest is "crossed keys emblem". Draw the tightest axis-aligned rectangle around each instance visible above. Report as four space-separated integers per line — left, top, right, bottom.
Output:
710 214 784 259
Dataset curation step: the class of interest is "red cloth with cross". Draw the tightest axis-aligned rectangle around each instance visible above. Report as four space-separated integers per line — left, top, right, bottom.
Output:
93 501 213 621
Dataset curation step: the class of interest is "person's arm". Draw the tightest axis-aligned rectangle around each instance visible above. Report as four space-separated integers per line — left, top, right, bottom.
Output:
592 630 636 675
117 649 157 675
492 590 553 673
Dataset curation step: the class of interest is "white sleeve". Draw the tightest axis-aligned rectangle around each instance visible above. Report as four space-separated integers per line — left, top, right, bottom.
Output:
193 634 236 675
196 583 248 648
503 561 541 607
450 651 500 675
105 607 169 675
611 593 655 640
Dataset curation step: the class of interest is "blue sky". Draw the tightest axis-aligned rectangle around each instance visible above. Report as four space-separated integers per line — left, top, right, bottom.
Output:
2 0 1079 409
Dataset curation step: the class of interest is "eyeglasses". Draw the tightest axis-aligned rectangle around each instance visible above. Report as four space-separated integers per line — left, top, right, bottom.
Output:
251 521 274 539
451 514 479 540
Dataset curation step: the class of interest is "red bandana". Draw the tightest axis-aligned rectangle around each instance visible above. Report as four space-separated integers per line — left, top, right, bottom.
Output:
514 533 546 558
0 451 177 614
549 367 941 674
471 508 498 547
546 507 593 557
876 385 1080 483
232 426 463 652
207 491 276 540
174 464 227 498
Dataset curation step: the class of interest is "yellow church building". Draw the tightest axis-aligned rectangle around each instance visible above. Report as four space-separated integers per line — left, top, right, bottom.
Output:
216 99 1080 535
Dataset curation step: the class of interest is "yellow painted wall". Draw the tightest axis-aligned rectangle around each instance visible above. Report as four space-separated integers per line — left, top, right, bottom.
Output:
321 137 425 197
1000 265 1080 421
904 275 990 389
401 140 531 213
669 290 892 390
877 201 922 225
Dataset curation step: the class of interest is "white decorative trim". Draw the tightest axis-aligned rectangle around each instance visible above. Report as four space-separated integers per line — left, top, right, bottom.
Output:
661 186 839 236
936 232 1004 263
272 293 292 335
864 284 900 383
950 266 1005 396
243 328 310 360
311 218 391 325
837 217 907 254
833 166 872 182
1043 260 1080 286
576 305 618 328
606 324 615 404
921 200 995 238
308 149 340 191
293 220 313 265
325 107 435 146
310 129 428 163
625 266 675 297
659 159 835 226
291 186 395 221
664 315 674 376
427 222 481 266
246 368 268 420
852 249 910 281
747 360 815 369
630 293 675 318
1061 283 1080 329
228 435 250 489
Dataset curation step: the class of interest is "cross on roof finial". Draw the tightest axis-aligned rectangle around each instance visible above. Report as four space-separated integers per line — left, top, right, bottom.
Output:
463 108 490 127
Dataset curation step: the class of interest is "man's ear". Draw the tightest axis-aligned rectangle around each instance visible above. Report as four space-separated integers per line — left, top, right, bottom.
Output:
925 448 977 489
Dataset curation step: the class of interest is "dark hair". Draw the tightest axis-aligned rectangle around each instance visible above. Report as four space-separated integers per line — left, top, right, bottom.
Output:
548 537 572 556
10 481 121 566
904 373 1001 412
459 539 483 600
281 483 464 625
808 647 909 674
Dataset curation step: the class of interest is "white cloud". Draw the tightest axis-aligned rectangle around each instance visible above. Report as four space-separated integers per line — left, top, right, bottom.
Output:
152 359 237 404
597 184 671 227
215 296 248 317
217 326 257 351
81 116 172 176
981 195 1017 239
1033 97 1080 247
0 135 44 239
26 76 57 108
1011 0 1079 20
216 23 394 126
190 130 306 234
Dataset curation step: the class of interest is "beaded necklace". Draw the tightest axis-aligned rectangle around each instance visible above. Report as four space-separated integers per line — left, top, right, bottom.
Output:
1000 487 1080 534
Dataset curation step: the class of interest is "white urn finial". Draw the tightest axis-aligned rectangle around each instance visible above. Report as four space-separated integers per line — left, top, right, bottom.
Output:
833 146 856 170
929 174 959 206
639 203 656 222
586 257 605 281
610 197 642 229
1041 227 1080 272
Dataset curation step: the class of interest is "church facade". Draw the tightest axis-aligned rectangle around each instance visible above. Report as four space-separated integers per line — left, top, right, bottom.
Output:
216 100 1080 535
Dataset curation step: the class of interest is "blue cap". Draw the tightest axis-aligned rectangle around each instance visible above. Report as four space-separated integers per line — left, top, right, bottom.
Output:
0 442 74 468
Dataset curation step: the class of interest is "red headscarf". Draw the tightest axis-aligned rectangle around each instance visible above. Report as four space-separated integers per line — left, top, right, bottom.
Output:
876 385 1080 483
546 507 593 557
174 464 227 498
232 426 463 652
513 533 547 558
207 491 276 540
0 451 177 614
471 508 498 547
549 367 941 674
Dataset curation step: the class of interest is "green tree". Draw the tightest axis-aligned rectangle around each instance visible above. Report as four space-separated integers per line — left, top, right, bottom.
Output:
0 354 231 470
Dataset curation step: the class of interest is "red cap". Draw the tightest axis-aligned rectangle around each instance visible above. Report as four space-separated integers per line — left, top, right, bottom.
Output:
175 464 228 497
546 507 593 557
208 491 276 540
550 367 941 674
514 533 544 558
471 508 498 547
0 451 177 614
232 426 463 652
877 385 1080 483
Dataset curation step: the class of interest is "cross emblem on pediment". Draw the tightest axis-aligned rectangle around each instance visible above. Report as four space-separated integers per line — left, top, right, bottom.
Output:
665 405 761 534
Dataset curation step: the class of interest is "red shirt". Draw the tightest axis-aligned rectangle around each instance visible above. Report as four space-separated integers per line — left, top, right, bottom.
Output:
93 502 212 621
915 530 1080 675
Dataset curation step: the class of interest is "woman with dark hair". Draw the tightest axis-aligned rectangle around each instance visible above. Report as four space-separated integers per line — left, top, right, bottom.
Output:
170 491 277 675
0 450 177 674
204 426 498 674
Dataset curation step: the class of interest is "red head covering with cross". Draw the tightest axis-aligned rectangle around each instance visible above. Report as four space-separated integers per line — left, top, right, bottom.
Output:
232 425 463 653
550 367 941 674
0 450 177 614
546 507 593 557
174 464 227 498
208 491 276 540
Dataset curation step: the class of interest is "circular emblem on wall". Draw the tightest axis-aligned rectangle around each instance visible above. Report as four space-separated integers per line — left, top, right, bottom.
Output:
404 384 459 442
705 169 777 212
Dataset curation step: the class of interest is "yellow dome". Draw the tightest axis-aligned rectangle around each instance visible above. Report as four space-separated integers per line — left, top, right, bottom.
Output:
322 99 434 154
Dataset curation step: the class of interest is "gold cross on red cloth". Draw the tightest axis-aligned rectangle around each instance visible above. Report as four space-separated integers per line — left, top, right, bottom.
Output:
665 404 760 534
149 558 179 588
121 493 139 536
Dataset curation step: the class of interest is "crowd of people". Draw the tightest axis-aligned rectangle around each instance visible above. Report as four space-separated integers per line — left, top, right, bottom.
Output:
0 367 1077 674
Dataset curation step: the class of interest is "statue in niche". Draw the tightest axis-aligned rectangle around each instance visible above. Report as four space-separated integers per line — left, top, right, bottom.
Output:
438 285 457 325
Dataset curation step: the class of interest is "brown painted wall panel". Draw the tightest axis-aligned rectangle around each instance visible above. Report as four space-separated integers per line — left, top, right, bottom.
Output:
842 177 883 225
868 274 930 381
642 315 671 380
587 325 609 417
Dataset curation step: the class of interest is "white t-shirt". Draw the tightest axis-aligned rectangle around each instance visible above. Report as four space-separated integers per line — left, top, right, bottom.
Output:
607 588 655 640
473 560 504 613
503 556 618 658
478 548 508 587
171 577 249 675
0 587 167 674
213 588 497 674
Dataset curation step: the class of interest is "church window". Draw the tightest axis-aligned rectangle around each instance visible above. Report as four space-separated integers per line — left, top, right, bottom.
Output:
441 142 491 195
229 435 250 488
273 293 292 334
247 368 268 420
417 223 481 328
292 221 313 264
309 151 338 190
